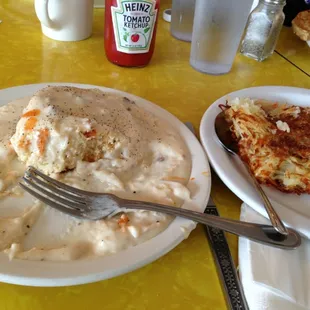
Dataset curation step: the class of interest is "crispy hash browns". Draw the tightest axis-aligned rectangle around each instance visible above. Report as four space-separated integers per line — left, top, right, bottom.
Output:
222 98 310 194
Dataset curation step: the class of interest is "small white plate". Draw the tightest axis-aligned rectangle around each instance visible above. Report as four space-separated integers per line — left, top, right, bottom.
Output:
200 86 310 238
0 83 211 286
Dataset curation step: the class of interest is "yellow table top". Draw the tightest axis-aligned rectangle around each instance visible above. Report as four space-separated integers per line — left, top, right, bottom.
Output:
0 1 309 309
276 26 310 76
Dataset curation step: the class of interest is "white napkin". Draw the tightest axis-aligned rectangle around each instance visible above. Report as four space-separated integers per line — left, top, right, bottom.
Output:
239 203 310 310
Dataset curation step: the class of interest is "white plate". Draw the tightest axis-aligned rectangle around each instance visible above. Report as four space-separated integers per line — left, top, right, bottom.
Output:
0 83 211 287
200 86 310 238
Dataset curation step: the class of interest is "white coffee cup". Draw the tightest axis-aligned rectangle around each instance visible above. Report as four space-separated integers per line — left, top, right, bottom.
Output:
35 0 94 41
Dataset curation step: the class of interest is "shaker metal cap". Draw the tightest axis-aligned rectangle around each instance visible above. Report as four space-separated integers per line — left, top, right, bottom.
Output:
263 0 286 4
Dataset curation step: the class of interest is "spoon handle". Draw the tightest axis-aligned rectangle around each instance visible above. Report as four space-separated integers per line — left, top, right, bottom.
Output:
214 110 288 236
122 200 300 249
243 162 289 236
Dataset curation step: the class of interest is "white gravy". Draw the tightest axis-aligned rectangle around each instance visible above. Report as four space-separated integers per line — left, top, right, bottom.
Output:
0 89 192 261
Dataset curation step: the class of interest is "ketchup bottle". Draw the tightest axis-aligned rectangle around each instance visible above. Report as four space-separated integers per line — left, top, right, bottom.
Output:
104 0 160 67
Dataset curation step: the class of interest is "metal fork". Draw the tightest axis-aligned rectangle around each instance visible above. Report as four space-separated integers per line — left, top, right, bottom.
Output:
19 166 301 249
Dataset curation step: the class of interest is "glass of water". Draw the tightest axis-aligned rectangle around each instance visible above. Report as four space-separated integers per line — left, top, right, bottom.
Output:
171 0 196 42
190 0 254 75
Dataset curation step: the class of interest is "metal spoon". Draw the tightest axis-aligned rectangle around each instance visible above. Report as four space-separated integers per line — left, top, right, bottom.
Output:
215 110 289 236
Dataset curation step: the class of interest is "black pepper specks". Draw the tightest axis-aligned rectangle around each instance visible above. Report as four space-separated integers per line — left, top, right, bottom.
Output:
157 156 165 162
123 97 135 104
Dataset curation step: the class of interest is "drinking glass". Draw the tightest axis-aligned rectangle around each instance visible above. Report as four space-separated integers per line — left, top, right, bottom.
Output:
190 0 253 75
171 0 196 42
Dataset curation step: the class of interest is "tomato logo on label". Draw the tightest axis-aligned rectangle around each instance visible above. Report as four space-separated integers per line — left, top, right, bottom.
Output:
111 0 158 54
131 34 140 42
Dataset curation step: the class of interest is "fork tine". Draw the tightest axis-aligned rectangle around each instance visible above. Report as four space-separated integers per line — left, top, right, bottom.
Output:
19 182 85 219
28 166 99 197
22 177 87 210
27 172 88 204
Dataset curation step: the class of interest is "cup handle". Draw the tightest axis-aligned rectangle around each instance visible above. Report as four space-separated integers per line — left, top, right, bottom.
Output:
34 0 54 28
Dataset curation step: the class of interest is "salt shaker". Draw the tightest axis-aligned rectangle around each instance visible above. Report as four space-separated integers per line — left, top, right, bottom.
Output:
171 0 195 42
240 0 286 62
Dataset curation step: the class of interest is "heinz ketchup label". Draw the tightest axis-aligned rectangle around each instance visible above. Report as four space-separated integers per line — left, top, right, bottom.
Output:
111 0 158 54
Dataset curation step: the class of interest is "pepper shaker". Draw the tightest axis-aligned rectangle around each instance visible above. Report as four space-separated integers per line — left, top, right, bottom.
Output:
240 0 286 62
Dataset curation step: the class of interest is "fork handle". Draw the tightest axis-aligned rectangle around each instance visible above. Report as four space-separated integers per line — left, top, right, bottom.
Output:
122 200 301 249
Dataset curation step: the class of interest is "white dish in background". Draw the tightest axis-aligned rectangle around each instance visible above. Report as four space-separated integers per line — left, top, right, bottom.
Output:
200 86 310 238
0 83 211 287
